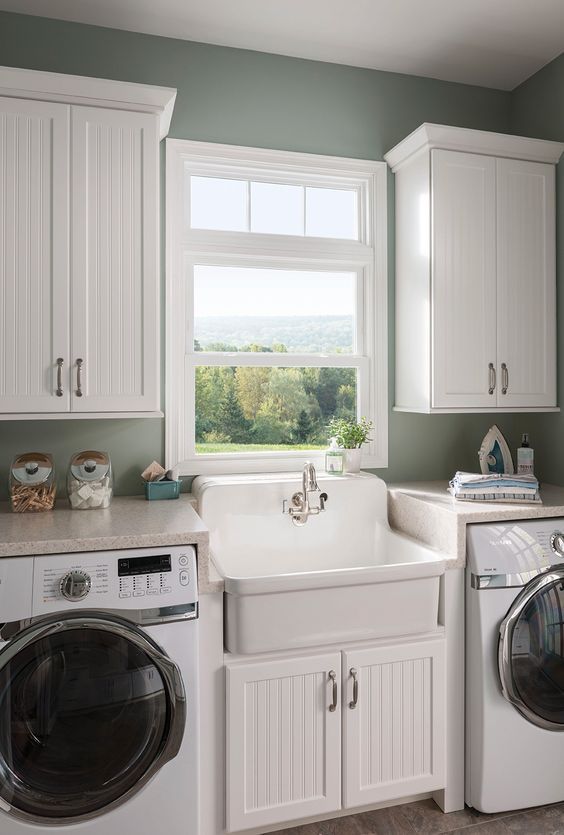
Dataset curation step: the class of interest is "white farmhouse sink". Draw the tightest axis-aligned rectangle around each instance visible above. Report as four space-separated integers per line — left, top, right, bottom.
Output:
193 472 445 654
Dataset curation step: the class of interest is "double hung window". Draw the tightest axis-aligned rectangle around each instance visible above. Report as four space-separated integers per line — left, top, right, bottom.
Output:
166 141 387 473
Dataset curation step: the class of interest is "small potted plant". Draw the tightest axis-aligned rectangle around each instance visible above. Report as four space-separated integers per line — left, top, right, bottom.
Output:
327 417 373 473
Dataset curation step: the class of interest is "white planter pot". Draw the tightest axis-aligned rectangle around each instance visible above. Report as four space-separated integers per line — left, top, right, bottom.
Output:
344 448 362 473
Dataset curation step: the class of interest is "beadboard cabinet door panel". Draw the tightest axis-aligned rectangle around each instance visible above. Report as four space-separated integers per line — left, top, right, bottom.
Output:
71 106 159 412
343 639 446 809
431 150 497 409
226 653 341 833
0 97 70 413
496 159 556 408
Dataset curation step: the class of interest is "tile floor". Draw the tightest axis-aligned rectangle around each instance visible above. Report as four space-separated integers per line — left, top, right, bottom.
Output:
274 798 564 834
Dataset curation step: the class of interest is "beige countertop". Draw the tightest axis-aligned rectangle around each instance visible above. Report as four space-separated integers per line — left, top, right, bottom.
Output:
388 481 564 568
0 495 221 594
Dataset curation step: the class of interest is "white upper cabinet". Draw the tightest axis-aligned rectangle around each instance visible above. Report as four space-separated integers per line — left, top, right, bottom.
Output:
0 67 176 418
385 123 563 414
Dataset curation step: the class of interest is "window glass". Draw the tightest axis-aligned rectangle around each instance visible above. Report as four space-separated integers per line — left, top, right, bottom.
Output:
250 182 304 236
190 176 247 231
194 266 355 354
195 366 357 454
306 187 358 240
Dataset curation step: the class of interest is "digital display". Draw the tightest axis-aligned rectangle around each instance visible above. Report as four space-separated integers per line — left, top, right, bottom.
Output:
118 554 172 576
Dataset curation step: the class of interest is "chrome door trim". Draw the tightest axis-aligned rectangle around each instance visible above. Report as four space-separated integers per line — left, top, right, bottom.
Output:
0 611 187 825
0 602 198 641
498 567 564 731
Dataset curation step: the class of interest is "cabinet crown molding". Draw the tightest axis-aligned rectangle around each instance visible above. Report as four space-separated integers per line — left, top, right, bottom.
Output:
384 122 564 172
0 66 176 138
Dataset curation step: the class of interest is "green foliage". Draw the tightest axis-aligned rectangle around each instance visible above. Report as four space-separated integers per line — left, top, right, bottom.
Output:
195 340 361 453
327 416 373 449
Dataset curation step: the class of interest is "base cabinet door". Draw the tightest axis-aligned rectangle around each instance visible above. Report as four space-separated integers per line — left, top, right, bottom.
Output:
226 653 341 833
343 639 446 809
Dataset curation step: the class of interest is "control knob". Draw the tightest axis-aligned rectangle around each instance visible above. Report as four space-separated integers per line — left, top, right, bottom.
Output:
60 569 92 601
550 532 564 557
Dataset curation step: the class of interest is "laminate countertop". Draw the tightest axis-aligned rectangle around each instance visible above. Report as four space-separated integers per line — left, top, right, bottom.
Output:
0 495 222 593
388 481 564 568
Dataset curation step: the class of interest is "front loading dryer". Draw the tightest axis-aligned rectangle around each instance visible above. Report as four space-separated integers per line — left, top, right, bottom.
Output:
0 545 199 835
466 518 564 813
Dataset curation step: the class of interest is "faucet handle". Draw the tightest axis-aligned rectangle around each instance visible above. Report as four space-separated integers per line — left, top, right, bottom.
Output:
319 492 328 511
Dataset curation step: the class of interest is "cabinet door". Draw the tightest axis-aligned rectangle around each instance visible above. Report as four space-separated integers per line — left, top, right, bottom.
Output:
0 97 70 413
70 107 159 412
343 639 445 808
496 158 556 408
432 150 497 408
226 653 341 832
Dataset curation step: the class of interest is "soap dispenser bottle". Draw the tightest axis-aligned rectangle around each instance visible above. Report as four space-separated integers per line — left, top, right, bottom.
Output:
325 437 344 475
517 433 534 475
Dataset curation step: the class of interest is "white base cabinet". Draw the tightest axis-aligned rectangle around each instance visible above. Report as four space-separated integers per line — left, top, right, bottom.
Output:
226 637 445 833
385 124 563 414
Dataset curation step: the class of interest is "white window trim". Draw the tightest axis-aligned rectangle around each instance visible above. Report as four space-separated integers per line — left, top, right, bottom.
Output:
166 139 388 475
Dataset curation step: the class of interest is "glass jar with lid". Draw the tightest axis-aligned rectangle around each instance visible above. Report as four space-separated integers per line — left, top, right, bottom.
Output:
67 451 113 510
10 453 56 512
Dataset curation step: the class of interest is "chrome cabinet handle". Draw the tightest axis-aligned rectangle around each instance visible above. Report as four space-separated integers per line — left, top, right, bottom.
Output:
76 358 83 397
488 362 496 395
349 667 359 709
55 357 64 397
501 362 508 395
328 670 338 712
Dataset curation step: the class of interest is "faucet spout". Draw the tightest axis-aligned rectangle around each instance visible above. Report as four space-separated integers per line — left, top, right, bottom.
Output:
302 461 318 500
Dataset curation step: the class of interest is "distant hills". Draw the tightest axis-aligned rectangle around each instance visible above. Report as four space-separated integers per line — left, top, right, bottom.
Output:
194 315 353 354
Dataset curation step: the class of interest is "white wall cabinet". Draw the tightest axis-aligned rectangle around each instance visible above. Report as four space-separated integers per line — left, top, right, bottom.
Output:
226 637 445 833
0 67 176 418
385 124 563 414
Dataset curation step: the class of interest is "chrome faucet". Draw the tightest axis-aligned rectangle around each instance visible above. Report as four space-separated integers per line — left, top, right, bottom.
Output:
283 461 328 526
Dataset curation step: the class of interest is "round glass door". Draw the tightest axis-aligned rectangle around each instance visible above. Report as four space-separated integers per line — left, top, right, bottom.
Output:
0 613 185 822
499 569 564 730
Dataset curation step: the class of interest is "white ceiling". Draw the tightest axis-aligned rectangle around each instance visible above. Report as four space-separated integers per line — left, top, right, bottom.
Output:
2 0 564 90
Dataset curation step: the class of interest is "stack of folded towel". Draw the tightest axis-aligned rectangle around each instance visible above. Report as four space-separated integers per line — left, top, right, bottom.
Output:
449 472 541 503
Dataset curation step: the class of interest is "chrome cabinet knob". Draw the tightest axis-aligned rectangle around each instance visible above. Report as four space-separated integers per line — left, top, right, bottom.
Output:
60 569 92 600
550 532 564 557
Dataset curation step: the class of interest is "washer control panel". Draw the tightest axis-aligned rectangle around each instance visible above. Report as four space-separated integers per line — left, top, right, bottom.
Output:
32 545 197 616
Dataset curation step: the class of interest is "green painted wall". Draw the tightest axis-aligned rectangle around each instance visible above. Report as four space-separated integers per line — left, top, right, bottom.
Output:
0 11 541 497
510 53 564 487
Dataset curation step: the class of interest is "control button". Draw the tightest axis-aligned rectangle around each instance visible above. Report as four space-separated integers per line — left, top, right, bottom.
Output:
160 587 172 594
551 532 564 556
147 589 159 596
60 570 92 601
133 590 145 597
119 592 131 599
179 570 190 586
179 556 188 566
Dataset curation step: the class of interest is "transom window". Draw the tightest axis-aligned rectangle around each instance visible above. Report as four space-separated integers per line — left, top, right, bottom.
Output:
166 140 387 474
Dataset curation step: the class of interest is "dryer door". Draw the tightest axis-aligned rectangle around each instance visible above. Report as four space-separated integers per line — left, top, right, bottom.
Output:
499 567 564 730
0 612 186 823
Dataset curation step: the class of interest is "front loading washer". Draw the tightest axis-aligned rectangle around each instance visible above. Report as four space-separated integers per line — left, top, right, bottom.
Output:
466 518 564 813
0 545 199 835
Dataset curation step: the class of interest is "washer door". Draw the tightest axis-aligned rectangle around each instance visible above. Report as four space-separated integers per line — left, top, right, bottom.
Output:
499 568 564 730
0 612 185 823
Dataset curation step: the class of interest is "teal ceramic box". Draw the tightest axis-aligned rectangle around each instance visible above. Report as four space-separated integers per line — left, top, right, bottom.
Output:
144 480 181 500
